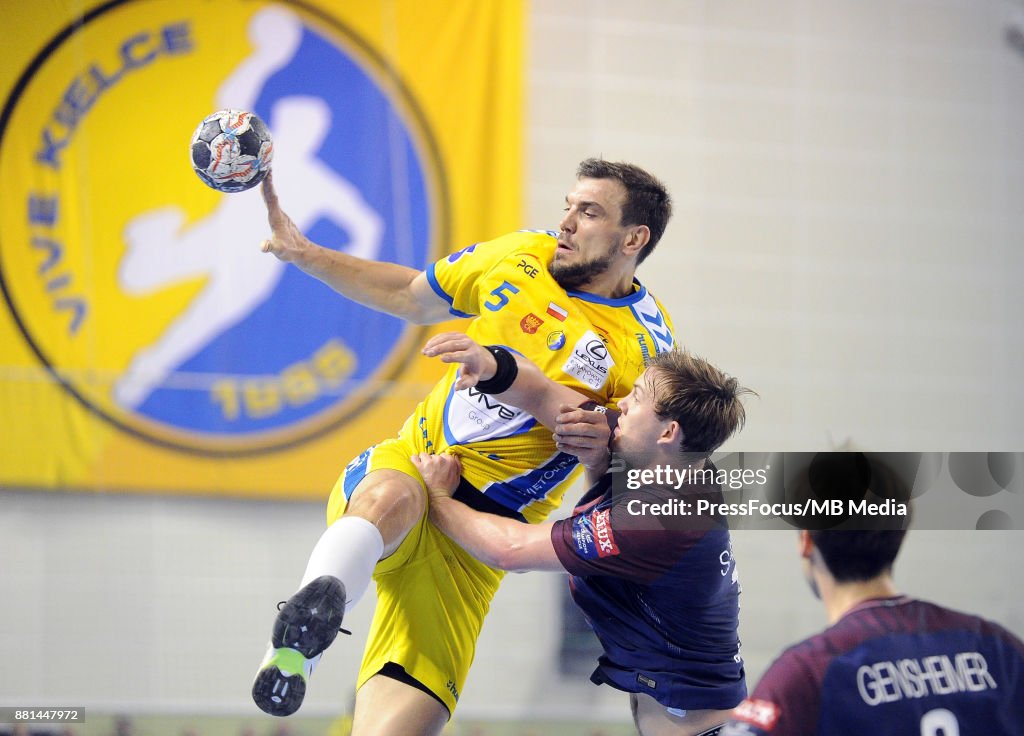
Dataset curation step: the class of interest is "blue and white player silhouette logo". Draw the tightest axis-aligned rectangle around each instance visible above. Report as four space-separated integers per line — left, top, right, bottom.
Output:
111 5 443 450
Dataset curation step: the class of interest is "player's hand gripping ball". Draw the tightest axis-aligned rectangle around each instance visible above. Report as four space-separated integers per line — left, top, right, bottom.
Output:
189 109 273 193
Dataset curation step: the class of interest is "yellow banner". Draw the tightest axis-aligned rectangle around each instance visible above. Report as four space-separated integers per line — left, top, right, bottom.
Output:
0 0 523 499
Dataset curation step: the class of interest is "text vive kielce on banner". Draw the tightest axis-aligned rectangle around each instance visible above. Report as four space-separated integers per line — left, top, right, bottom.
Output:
0 0 524 497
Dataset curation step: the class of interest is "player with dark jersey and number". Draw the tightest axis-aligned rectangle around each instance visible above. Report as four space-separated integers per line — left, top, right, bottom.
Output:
550 468 745 714
723 522 1024 736
415 332 753 736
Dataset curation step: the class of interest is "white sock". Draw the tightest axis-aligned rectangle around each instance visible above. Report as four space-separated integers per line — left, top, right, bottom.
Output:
299 515 384 613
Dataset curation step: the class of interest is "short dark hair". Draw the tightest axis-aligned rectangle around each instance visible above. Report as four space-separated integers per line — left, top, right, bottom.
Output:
648 350 752 456
576 158 672 263
809 529 907 583
804 454 911 581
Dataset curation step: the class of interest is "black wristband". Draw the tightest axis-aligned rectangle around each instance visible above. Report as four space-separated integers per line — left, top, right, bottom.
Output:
474 346 519 394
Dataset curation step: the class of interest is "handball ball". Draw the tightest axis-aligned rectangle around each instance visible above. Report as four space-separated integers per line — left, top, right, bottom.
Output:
189 109 273 193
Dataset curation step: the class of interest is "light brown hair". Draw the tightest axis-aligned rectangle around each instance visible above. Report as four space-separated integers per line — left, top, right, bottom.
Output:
648 350 753 455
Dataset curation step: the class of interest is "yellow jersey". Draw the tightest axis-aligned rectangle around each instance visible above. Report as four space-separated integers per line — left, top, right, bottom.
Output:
418 229 675 523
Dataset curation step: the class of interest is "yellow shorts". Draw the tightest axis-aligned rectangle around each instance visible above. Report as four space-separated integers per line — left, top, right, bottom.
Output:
325 423 505 715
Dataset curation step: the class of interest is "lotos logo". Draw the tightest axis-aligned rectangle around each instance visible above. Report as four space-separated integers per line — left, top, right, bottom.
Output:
0 0 447 454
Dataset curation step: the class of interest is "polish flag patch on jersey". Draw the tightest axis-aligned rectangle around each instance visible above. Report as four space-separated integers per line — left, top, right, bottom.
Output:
546 302 568 321
732 698 780 731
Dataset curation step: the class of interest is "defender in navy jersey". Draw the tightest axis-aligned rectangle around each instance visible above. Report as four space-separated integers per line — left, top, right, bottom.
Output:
416 332 754 736
723 524 1024 736
551 469 746 715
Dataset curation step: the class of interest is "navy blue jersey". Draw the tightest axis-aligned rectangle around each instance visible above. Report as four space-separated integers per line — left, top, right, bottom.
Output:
550 469 746 710
723 596 1024 736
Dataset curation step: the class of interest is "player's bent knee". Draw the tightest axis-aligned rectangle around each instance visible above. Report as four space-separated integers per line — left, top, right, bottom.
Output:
346 470 426 555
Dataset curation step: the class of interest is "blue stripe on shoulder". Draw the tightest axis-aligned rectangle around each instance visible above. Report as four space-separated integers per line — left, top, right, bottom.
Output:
426 262 474 319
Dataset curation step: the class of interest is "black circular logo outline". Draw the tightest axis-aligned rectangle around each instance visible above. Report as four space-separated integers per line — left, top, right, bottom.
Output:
586 340 609 361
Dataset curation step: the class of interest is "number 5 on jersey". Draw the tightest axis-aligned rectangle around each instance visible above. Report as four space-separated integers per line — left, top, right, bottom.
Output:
484 281 520 312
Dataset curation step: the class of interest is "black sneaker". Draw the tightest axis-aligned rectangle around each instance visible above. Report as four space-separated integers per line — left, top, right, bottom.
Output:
252 575 348 716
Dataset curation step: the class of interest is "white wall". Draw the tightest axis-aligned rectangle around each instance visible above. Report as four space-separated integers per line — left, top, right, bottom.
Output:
3 0 1024 728
527 0 1024 451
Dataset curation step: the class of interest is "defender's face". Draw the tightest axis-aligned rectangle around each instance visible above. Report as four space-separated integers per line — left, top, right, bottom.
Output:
612 368 672 461
551 177 630 289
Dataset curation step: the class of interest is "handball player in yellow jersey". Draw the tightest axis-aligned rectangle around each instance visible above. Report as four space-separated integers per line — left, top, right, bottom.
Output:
252 158 677 734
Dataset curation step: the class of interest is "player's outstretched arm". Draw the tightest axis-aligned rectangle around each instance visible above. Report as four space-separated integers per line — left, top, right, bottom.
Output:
259 172 450 324
412 453 562 573
422 332 585 428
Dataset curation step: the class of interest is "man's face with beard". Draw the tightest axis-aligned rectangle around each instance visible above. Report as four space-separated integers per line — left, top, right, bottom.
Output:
550 177 632 290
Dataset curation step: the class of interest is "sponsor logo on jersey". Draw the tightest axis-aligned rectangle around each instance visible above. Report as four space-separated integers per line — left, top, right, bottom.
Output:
485 451 577 510
632 292 674 354
520 313 543 334
571 515 597 558
447 243 477 263
591 507 620 557
586 339 609 362
563 330 614 389
732 698 780 731
445 679 460 702
547 330 566 350
443 384 531 445
516 258 539 278
0 0 446 454
570 505 619 559
546 301 568 321
635 331 654 365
